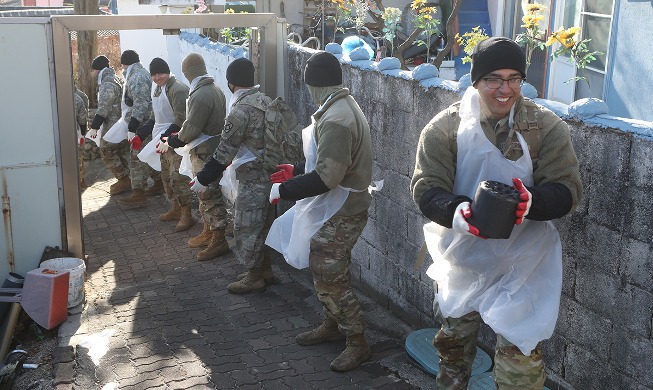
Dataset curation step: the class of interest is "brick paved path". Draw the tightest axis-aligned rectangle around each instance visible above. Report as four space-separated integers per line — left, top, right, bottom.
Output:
55 164 436 390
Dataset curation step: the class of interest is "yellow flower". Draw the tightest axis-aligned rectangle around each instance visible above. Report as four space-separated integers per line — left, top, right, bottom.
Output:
560 26 580 40
411 0 426 11
224 8 235 14
526 3 545 13
521 14 544 29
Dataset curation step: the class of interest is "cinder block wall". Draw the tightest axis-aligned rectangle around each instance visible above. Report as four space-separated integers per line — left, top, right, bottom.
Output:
287 46 653 390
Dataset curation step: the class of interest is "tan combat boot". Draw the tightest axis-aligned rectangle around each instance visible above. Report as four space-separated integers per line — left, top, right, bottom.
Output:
296 316 345 346
188 223 211 248
237 251 277 285
116 189 147 208
227 263 266 294
175 204 196 232
109 176 131 195
330 333 372 372
159 200 181 221
144 178 165 196
196 229 230 261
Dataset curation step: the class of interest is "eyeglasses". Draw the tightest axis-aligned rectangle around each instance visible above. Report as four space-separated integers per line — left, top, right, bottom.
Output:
482 77 525 89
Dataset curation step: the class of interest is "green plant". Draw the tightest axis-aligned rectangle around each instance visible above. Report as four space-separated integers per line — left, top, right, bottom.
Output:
545 26 602 92
382 7 402 57
455 26 489 64
515 3 547 72
411 0 440 63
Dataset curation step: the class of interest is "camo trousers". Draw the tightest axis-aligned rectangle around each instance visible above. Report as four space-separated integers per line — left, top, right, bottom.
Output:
190 152 229 230
233 171 274 269
160 149 192 206
100 139 130 180
432 294 546 389
309 211 368 336
129 136 160 190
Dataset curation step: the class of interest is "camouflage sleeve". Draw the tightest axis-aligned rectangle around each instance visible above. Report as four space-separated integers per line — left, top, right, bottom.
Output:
212 109 247 165
96 82 121 119
74 94 87 127
127 73 152 122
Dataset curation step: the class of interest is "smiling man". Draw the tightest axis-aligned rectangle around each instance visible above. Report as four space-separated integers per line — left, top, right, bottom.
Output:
411 37 582 389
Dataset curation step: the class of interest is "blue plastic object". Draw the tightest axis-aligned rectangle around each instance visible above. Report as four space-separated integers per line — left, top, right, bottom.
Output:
405 328 492 377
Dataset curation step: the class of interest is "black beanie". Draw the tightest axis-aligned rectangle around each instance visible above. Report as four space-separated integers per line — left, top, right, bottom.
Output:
226 58 255 87
304 51 342 87
120 50 140 66
149 57 170 75
91 55 109 71
470 37 526 85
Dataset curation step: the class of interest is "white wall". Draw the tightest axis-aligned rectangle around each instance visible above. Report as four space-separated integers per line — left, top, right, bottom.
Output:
117 0 168 69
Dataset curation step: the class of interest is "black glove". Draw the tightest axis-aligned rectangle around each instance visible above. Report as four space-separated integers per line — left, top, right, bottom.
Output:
279 170 330 201
90 114 105 130
525 183 573 221
293 161 306 176
196 157 229 186
167 134 187 148
128 117 140 133
79 124 87 136
124 95 134 107
136 119 155 141
419 187 473 228
161 124 181 141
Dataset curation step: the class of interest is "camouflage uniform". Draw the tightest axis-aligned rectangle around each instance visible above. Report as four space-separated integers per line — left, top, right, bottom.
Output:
212 89 274 268
74 87 89 181
124 62 158 190
149 75 193 205
96 67 130 180
432 299 545 389
190 153 228 229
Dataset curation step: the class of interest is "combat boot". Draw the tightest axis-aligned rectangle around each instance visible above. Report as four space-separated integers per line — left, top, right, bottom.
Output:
197 229 230 261
296 316 345 346
175 204 196 232
237 252 277 285
116 189 147 208
228 263 266 294
330 333 372 372
188 223 211 248
144 178 165 196
159 200 181 221
109 176 131 195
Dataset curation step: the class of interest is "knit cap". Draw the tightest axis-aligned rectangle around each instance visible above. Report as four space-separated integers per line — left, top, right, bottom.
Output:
470 37 526 85
149 57 170 75
226 58 255 87
120 50 140 66
304 51 342 87
91 55 109 70
182 53 208 82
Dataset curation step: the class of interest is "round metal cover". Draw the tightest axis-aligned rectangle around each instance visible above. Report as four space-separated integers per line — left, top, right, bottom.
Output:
405 328 492 377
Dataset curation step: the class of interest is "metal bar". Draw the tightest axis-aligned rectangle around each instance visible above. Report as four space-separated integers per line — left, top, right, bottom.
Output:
1 194 15 272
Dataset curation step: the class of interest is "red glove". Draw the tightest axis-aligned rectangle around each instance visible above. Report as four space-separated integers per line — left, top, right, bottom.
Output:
79 137 84 145
512 178 532 225
130 135 142 151
270 164 294 183
452 202 485 238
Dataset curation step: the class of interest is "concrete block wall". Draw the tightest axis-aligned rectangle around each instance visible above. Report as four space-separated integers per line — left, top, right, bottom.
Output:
285 45 653 390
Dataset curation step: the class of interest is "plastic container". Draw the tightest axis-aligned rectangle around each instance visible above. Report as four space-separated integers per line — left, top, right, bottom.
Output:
39 257 86 308
467 180 520 239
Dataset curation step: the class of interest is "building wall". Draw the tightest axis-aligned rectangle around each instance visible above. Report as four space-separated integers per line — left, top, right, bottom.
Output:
284 46 653 390
604 1 653 122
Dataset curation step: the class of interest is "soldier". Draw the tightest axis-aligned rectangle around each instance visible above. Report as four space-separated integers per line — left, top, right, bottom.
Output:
166 53 230 261
411 37 582 389
191 58 276 293
74 84 89 188
268 51 374 372
135 57 196 232
87 55 131 195
116 50 163 208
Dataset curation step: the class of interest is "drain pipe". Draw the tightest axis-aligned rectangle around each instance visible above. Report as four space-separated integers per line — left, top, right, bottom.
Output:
1 173 15 272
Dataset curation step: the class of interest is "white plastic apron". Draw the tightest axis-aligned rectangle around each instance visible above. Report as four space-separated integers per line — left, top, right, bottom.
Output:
424 87 562 355
219 145 257 203
137 82 174 171
174 80 215 178
103 65 132 144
